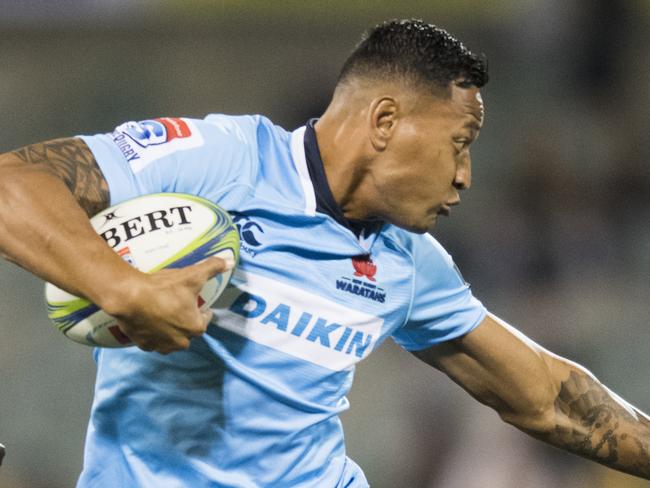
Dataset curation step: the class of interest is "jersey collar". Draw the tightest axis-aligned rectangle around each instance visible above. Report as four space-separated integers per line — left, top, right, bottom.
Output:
290 119 383 242
289 125 317 216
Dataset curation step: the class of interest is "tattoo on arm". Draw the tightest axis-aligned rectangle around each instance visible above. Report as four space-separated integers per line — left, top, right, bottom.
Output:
11 138 109 217
546 370 650 478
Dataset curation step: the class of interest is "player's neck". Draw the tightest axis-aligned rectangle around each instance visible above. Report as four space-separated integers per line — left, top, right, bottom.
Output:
314 113 375 221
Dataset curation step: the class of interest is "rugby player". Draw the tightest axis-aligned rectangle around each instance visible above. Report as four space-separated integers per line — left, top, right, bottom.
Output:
0 19 648 487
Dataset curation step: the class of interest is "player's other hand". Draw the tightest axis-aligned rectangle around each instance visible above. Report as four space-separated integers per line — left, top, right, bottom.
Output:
103 256 233 354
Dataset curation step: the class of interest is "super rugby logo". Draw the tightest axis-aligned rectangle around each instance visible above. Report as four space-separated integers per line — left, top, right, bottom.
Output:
110 117 203 172
119 117 192 148
335 255 386 303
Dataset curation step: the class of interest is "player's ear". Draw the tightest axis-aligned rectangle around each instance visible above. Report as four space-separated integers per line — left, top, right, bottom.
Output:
368 96 398 151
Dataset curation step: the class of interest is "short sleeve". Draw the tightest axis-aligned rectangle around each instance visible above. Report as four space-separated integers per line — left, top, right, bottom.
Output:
79 115 259 207
392 234 486 351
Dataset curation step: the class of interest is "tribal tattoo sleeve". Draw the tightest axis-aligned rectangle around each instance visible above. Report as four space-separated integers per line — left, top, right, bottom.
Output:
11 138 109 217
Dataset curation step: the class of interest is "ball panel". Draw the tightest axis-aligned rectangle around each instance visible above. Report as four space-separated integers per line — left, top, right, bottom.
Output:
46 296 98 333
197 248 236 308
64 310 124 347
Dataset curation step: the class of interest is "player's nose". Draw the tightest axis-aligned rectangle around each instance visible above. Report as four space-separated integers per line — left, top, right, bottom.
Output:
453 158 472 190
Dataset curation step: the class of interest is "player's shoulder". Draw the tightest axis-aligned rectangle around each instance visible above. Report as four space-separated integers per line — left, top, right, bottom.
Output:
201 114 310 212
202 113 289 146
200 112 289 161
202 113 264 134
381 225 462 284
381 225 452 262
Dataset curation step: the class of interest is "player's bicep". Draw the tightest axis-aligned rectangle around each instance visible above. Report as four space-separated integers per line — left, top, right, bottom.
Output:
8 137 110 217
413 313 562 426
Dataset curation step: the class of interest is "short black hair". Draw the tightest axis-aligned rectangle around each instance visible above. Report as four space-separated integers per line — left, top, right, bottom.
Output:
338 19 488 93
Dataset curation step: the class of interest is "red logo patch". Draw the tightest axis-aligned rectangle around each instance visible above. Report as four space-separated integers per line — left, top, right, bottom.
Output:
352 255 377 281
157 117 192 141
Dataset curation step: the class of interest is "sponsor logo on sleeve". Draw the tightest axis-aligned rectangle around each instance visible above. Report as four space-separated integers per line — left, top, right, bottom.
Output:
119 117 192 147
111 117 204 173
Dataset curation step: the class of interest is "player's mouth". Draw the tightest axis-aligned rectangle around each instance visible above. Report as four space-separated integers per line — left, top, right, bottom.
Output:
437 205 451 217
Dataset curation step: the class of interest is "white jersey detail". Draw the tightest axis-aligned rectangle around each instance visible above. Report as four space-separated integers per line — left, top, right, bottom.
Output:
290 126 317 216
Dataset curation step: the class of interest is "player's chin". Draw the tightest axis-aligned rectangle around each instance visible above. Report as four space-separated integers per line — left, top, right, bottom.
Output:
392 213 437 234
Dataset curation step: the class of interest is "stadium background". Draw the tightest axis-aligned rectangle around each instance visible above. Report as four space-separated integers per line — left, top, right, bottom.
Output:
0 1 648 487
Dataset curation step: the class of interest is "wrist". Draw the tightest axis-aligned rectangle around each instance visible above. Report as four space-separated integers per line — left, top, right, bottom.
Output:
89 264 146 318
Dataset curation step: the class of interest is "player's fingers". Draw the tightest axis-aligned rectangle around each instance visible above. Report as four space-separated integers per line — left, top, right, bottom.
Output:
135 340 156 352
191 256 234 282
182 308 211 338
138 332 191 354
157 336 191 355
200 308 214 327
119 320 168 352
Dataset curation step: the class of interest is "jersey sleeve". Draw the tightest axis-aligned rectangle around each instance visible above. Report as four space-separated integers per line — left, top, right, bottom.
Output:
392 234 487 351
78 115 259 207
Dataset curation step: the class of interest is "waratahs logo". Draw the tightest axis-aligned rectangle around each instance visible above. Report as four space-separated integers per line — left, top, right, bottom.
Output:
352 255 377 281
335 254 386 303
233 215 264 257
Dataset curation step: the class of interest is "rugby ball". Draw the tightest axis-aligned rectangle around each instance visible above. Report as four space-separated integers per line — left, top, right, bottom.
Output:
44 193 240 347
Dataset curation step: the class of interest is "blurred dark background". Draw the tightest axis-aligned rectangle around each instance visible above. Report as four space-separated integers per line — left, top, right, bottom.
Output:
0 1 648 487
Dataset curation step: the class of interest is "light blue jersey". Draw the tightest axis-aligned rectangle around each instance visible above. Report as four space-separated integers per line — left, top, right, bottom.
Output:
78 115 486 487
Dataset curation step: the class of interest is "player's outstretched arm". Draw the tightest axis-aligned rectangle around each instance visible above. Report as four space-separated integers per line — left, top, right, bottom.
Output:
413 313 650 479
0 138 229 353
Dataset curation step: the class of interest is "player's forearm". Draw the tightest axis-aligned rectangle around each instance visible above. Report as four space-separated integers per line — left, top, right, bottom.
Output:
528 365 650 479
0 141 139 311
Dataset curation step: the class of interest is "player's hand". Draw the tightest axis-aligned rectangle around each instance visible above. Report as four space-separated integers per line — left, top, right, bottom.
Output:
106 256 233 354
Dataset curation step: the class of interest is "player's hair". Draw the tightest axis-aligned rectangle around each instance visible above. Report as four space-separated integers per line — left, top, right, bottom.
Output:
338 19 488 94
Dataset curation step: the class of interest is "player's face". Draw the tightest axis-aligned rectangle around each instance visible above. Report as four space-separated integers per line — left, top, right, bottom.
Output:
372 85 484 233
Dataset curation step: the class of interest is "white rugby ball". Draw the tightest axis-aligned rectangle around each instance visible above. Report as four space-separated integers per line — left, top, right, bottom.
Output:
45 193 240 347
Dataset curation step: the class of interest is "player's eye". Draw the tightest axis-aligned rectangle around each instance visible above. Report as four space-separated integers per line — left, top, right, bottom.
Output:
452 138 469 153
